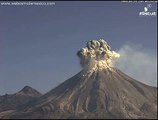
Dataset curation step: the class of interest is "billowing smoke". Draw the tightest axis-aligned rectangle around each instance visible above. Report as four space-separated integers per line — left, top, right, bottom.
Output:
77 39 120 69
113 44 157 86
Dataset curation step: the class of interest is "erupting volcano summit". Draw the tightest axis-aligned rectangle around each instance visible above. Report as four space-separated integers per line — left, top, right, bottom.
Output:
1 39 157 119
77 39 120 70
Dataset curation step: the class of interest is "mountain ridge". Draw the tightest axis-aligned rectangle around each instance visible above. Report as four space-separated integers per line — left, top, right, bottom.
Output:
0 86 42 113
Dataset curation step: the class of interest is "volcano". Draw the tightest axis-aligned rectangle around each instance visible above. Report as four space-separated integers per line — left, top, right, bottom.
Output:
1 39 157 119
0 86 42 118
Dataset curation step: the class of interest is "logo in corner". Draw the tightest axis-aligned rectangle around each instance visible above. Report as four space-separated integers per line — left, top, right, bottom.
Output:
139 4 157 16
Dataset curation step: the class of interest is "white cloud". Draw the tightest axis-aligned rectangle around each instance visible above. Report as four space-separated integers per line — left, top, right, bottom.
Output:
113 44 157 87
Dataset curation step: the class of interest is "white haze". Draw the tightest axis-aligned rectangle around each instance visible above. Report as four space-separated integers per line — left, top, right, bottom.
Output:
113 44 157 87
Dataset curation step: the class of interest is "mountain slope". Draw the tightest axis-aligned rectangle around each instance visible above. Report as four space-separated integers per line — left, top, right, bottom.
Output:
6 68 157 119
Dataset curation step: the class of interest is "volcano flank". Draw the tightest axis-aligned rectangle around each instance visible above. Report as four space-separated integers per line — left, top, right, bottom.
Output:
0 39 157 119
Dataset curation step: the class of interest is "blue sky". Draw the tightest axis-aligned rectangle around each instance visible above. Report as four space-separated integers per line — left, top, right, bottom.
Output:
0 1 157 95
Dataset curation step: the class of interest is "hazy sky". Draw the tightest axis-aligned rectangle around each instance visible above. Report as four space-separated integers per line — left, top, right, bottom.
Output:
0 1 157 95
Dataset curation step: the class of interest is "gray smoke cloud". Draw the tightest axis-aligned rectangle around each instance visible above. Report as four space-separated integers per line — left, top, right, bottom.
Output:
77 39 120 69
113 44 157 87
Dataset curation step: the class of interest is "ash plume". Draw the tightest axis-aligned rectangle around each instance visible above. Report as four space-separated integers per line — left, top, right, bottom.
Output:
77 39 120 69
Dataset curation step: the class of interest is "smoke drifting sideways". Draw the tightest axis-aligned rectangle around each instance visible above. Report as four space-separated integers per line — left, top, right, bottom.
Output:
113 44 157 87
77 39 120 70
